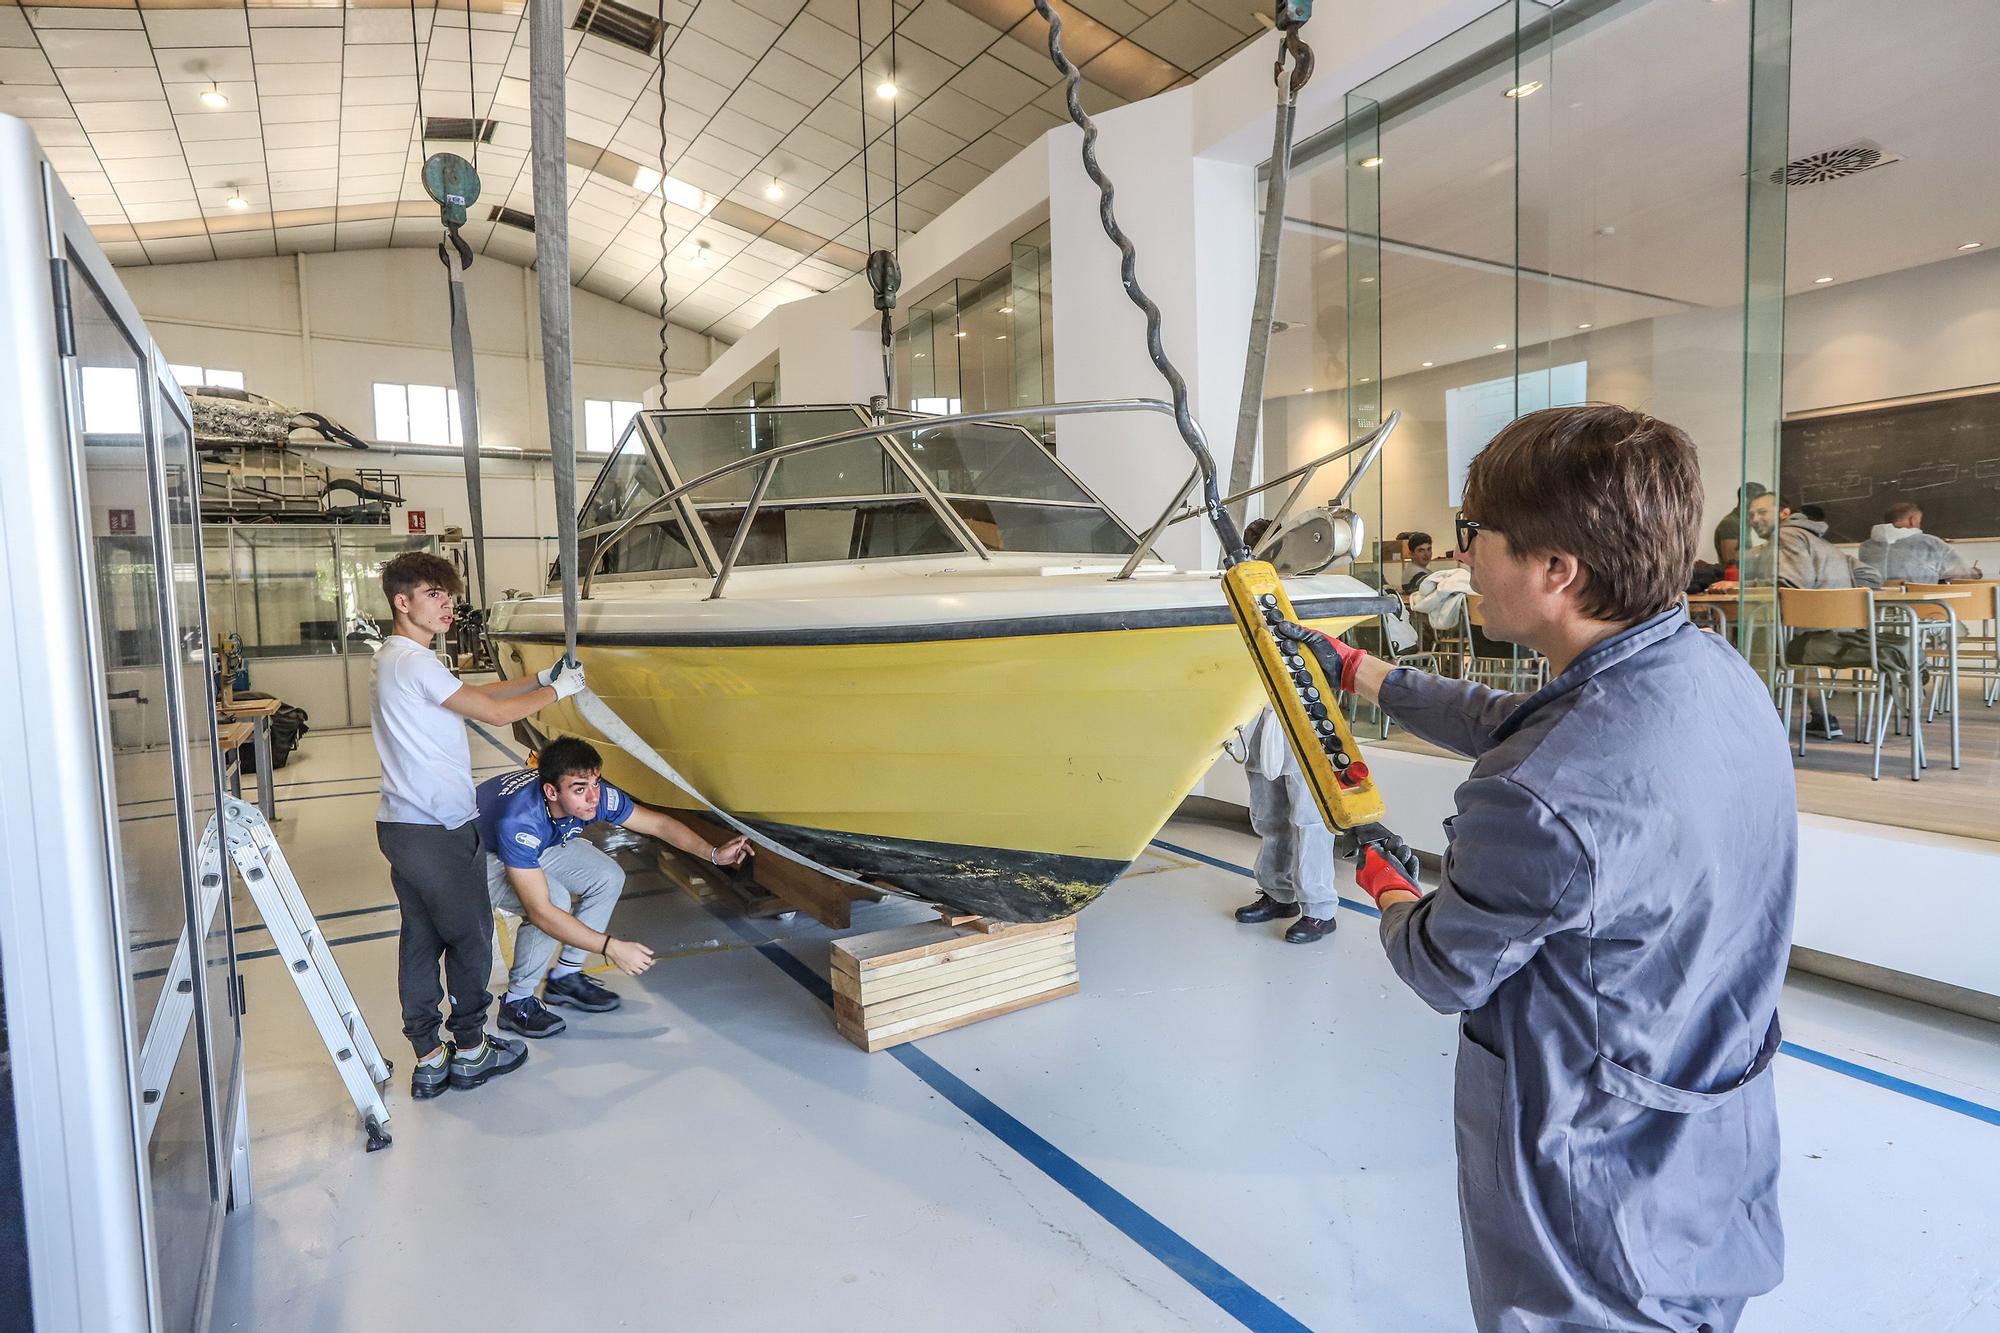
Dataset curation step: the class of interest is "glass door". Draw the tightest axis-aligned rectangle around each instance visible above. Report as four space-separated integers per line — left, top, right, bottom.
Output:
63 250 217 1333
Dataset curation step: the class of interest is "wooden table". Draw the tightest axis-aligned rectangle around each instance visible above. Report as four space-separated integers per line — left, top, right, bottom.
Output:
218 697 281 819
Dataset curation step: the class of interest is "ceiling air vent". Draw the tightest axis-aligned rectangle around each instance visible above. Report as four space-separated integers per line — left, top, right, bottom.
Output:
573 0 666 55
1772 139 1901 187
424 116 499 143
489 205 537 232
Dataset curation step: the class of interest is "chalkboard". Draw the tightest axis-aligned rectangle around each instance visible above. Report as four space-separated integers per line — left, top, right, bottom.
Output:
1780 390 2000 543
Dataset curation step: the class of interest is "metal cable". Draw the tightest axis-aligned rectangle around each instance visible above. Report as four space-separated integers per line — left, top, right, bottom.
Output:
466 3 478 172
655 0 671 405
1029 0 1235 548
888 2 900 242
853 0 873 255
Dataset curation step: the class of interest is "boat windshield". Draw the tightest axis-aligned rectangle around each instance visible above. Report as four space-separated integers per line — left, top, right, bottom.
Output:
583 406 1145 577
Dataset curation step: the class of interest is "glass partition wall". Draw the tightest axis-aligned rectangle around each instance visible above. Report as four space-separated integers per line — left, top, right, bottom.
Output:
1284 0 1998 839
896 223 1056 434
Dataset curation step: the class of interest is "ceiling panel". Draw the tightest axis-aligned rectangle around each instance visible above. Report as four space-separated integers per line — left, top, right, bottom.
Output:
19 0 1254 335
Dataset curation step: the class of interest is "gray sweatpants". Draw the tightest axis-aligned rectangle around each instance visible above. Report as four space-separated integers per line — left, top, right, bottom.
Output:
1247 767 1337 919
485 838 626 999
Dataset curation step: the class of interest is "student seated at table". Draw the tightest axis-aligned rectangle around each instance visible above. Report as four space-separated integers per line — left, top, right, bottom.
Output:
1858 501 1983 585
1724 494 1889 740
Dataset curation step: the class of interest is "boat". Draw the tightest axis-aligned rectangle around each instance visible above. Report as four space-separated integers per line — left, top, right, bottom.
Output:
485 402 1393 922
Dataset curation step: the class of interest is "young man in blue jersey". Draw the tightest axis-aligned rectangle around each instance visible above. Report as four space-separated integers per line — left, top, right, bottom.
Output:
477 736 751 1037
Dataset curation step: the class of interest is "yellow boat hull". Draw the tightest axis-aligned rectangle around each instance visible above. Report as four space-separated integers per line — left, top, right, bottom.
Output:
500 610 1368 920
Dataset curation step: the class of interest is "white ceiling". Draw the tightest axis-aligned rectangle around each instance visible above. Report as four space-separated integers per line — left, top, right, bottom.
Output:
0 0 1265 342
1262 0 2000 392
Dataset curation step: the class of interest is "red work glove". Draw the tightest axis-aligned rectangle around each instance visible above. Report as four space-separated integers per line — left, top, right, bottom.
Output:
1275 619 1366 692
1354 835 1422 907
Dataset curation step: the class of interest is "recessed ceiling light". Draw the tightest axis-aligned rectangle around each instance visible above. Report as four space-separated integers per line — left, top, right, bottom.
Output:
1494 343 1509 350
1421 360 1435 368
1505 81 1543 99
1812 275 1833 284
876 81 897 99
1358 376 1372 384
914 352 926 359
996 334 1007 340
1358 155 1384 169
1958 241 1983 251
954 330 968 338
764 178 784 201
200 84 229 110
226 193 248 211
1358 275 1374 284
1577 322 1593 329
998 305 1014 313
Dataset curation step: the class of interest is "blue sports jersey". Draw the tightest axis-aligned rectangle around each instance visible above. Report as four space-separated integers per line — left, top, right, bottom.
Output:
475 768 634 870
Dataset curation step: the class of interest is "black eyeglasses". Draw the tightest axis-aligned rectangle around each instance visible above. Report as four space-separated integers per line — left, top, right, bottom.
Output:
1455 516 1487 552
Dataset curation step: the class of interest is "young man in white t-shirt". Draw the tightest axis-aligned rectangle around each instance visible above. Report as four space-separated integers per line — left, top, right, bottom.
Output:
371 551 587 1100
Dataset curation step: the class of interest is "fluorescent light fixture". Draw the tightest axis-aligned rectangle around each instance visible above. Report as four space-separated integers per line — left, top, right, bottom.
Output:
633 166 662 195
1358 275 1374 284
1812 275 1834 284
1505 80 1543 98
998 305 1014 314
1421 361 1435 368
1494 342 1509 350
1358 155 1383 168
953 330 968 338
1958 241 1983 251
996 334 1007 340
876 81 897 99
1577 322 1593 329
1358 376 1372 384
200 84 229 109
226 193 249 211
764 178 784 201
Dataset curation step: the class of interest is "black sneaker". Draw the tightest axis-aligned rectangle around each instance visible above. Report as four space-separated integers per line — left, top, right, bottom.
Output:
1285 915 1338 944
1805 714 1844 741
544 970 621 1013
448 1034 528 1090
497 995 567 1039
1235 892 1301 923
410 1046 452 1100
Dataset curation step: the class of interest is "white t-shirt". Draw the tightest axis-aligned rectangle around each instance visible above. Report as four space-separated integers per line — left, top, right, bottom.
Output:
370 634 475 827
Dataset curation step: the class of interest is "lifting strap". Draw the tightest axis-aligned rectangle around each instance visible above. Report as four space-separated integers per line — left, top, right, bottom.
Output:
1225 26 1314 525
443 232 489 607
526 0 919 901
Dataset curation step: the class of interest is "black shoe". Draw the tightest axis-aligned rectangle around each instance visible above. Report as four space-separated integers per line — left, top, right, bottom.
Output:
410 1047 452 1100
1806 714 1844 741
543 970 621 1013
448 1034 528 1089
1235 893 1301 924
1285 915 1338 944
497 995 567 1039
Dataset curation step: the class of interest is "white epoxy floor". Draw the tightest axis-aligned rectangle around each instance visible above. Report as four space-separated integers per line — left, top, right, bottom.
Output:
207 727 2000 1331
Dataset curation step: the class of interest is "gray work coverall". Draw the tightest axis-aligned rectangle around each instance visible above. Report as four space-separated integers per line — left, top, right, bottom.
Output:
1376 607 1796 1332
1244 708 1337 918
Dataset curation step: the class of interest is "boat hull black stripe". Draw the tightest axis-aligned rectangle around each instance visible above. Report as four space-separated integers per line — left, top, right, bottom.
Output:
488 594 1396 649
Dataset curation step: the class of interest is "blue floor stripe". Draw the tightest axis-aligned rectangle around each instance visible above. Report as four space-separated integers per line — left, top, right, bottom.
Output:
1153 837 2000 1129
1778 1041 2000 1128
733 924 1304 1331
1152 837 1380 918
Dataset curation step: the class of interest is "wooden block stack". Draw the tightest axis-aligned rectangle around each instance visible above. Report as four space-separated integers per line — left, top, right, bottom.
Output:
830 916 1079 1053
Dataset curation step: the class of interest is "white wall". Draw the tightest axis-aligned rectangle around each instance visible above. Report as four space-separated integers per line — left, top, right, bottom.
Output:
121 249 721 452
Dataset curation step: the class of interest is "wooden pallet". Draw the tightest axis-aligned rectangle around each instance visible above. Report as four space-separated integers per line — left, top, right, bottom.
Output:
830 917 1079 1053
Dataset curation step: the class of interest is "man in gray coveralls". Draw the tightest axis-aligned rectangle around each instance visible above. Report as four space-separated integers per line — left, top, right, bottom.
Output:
1285 404 1796 1332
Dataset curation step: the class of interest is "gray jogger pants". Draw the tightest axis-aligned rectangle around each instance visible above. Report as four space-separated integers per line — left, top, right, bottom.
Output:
485 839 626 998
1247 767 1337 919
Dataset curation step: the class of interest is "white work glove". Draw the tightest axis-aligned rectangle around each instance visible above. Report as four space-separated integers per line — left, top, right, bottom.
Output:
544 658 587 700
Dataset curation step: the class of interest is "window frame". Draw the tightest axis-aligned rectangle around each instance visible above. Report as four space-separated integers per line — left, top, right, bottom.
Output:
371 380 462 447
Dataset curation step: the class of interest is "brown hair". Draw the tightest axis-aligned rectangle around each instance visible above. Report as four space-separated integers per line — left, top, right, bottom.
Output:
1883 500 1921 525
381 550 462 607
1462 404 1701 624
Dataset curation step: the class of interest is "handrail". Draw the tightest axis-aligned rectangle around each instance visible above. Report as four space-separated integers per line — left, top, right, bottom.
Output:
1154 410 1403 533
582 399 1197 600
